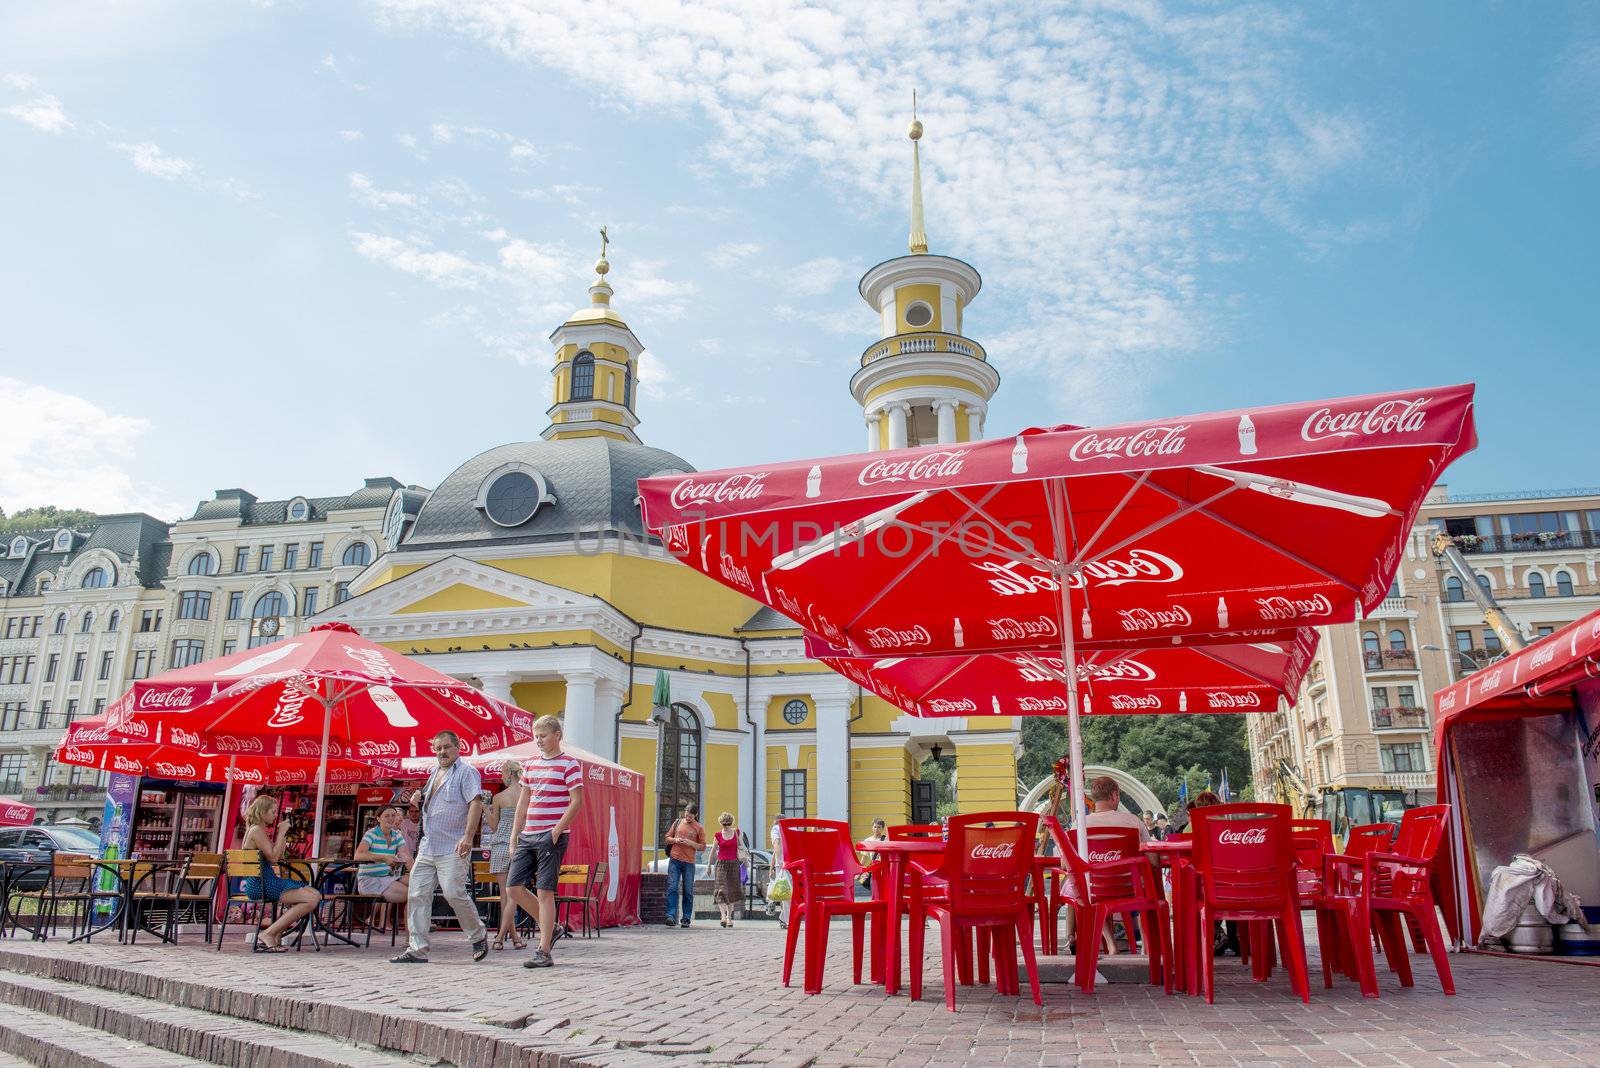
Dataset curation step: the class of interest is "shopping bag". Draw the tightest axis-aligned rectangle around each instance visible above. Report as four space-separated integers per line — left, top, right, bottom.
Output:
765 868 793 902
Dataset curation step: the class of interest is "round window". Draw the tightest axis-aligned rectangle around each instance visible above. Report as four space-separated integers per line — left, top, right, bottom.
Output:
904 301 934 328
782 700 808 725
288 500 308 520
484 471 542 527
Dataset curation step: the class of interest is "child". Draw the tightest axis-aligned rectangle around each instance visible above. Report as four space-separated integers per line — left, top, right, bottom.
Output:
506 715 584 968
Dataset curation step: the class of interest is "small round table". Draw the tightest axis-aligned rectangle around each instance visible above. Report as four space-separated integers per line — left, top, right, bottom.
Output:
856 839 944 996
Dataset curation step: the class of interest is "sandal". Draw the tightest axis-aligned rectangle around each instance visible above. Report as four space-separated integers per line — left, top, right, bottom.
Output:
491 935 505 951
253 938 288 953
510 933 527 950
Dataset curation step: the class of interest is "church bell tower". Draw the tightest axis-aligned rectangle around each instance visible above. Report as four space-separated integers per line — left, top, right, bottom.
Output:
544 228 643 444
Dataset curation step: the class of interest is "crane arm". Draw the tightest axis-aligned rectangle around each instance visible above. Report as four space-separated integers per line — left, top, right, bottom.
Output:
1430 532 1528 654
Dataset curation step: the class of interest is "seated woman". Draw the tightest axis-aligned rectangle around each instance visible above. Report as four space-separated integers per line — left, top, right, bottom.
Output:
355 804 412 901
241 794 323 952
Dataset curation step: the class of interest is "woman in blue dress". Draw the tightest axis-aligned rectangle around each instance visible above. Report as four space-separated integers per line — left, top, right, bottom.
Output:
241 794 322 952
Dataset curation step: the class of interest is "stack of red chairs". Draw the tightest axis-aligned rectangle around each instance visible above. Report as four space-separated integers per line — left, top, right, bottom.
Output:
908 812 1042 1011
778 818 886 995
1044 816 1171 995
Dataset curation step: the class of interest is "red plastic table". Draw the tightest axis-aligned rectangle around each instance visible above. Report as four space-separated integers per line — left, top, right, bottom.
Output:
857 838 943 996
1142 839 1195 994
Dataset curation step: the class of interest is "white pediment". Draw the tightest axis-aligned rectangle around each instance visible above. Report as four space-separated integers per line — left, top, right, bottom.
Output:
319 555 597 620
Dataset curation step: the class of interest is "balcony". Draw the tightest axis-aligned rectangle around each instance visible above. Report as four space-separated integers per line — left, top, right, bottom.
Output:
1307 717 1333 746
1363 649 1417 672
1370 706 1429 732
1454 648 1510 676
1382 771 1433 791
860 331 988 367
1373 595 1415 616
1305 662 1325 689
1453 530 1600 554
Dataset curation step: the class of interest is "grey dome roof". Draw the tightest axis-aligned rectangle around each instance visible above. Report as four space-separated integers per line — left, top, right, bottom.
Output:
402 438 694 550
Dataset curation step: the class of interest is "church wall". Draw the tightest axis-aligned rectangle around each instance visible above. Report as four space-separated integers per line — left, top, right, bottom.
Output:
394 584 524 614
953 739 1020 814
894 283 945 332
765 695 812 731
511 679 567 719
849 744 914 839
620 735 660 847
704 742 741 827
863 374 985 407
851 694 902 734
766 743 818 820
700 691 740 731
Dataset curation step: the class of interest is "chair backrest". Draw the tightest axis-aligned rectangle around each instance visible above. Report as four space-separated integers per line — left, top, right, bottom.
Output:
558 863 589 889
778 818 863 905
1065 825 1144 903
52 852 93 882
185 852 223 882
225 848 261 885
589 860 608 895
471 859 492 882
1189 803 1296 914
1384 805 1450 898
1344 823 1393 858
1289 819 1333 896
1041 815 1086 905
936 812 1038 916
888 824 943 841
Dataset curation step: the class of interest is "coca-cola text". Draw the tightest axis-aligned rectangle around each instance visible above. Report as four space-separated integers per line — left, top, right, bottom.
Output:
1217 827 1268 845
1116 605 1193 632
1301 397 1428 443
668 473 768 510
1068 424 1189 462
1256 593 1333 621
857 450 969 487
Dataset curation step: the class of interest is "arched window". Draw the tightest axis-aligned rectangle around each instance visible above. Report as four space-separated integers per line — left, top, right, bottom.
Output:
570 351 595 401
1475 573 1492 592
187 552 217 576
82 567 108 589
622 361 633 408
250 590 289 648
1444 576 1464 602
1556 571 1575 597
79 611 94 634
656 703 702 841
106 610 119 632
1388 629 1408 652
341 541 371 568
1362 632 1380 654
54 612 67 634
8 536 26 557
1528 573 1546 598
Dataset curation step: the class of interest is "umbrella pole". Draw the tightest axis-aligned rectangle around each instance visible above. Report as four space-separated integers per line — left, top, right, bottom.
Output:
216 757 236 852
1044 477 1090 857
311 696 332 858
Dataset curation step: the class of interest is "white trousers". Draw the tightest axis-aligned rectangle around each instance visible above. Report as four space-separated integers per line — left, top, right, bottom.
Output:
406 850 485 954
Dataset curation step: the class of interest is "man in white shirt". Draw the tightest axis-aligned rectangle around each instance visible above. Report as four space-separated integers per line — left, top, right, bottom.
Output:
1083 776 1148 841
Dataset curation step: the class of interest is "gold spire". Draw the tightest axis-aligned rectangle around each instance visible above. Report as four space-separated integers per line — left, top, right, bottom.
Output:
590 224 613 306
908 90 927 255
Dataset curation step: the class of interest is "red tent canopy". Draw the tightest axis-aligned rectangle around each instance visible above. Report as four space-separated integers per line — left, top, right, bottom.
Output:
1434 609 1600 749
0 798 37 826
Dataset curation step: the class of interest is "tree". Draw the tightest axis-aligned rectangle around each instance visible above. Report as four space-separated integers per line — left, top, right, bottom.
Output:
917 755 959 819
1018 713 1251 813
0 506 96 535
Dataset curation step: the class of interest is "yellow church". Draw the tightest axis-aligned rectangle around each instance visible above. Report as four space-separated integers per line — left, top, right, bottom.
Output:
321 115 1018 850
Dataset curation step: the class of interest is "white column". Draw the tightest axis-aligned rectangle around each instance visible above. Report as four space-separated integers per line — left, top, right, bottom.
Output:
734 694 760 835
592 677 626 761
865 412 881 452
934 400 957 444
967 407 984 441
478 672 516 706
562 671 599 754
887 403 910 450
814 694 851 823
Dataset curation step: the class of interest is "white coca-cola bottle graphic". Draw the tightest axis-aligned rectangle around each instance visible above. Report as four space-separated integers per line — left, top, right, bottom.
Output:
1237 414 1257 456
805 465 822 499
606 805 621 903
1080 607 1092 639
1216 596 1230 629
991 696 1002 716
367 685 418 728
1011 436 1029 474
1178 691 1188 712
953 618 964 648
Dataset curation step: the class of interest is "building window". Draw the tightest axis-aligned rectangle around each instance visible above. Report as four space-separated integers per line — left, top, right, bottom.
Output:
36 700 49 727
0 754 26 795
177 590 212 620
2 618 13 639
0 656 34 685
106 610 119 632
98 652 112 681
284 544 299 570
1369 686 1388 709
656 703 702 840
333 582 350 605
227 591 243 620
780 769 808 819
1397 685 1417 708
1380 742 1425 774
249 591 288 648
483 472 543 527
54 530 72 551
92 697 104 716
139 609 162 632
1484 631 1503 656
187 551 217 576
220 639 237 656
341 542 371 567
570 351 595 400
288 498 309 521
8 536 25 557
1388 629 1407 652
131 650 154 680
302 587 318 616
53 612 66 634
622 362 633 408
1454 629 1473 653
45 653 59 682
1443 576 1464 602
1361 632 1379 655
903 300 934 328
309 543 323 569
1528 573 1546 598
71 652 86 681
80 611 94 633
782 699 809 725
234 547 249 573
259 546 274 571
170 639 205 668
82 566 109 589
65 698 79 720
1475 573 1492 593
1556 572 1575 597
0 703 23 730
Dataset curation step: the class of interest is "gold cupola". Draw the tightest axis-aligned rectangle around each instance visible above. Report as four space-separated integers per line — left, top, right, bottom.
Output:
544 227 644 444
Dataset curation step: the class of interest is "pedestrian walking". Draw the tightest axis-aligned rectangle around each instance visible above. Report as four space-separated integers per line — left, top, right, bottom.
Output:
663 803 706 928
711 812 746 927
486 758 526 950
390 730 489 964
506 715 584 968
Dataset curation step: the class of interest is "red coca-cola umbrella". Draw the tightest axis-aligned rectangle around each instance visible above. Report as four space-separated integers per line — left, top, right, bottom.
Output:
639 384 1476 846
108 622 534 854
807 629 1318 718
0 797 37 827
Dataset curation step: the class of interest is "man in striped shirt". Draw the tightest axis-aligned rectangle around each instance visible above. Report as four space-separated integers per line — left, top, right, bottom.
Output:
508 714 584 968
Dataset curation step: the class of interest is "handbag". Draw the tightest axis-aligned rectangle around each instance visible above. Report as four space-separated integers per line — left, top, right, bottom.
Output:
765 868 793 902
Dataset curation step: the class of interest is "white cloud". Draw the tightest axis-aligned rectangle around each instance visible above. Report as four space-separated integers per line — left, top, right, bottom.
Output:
636 349 678 401
785 256 853 297
112 141 194 181
338 128 364 141
348 171 419 210
2 73 72 134
321 53 337 70
496 237 567 289
428 122 541 161
775 303 875 337
707 241 762 268
371 0 1388 417
349 231 490 289
0 378 179 517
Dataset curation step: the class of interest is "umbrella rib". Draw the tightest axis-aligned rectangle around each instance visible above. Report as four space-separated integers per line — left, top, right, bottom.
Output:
1069 482 1239 573
944 490 1061 570
1075 471 1150 561
1134 474 1360 592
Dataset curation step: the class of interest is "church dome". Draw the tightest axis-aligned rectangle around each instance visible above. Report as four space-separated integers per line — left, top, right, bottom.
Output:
402 438 693 550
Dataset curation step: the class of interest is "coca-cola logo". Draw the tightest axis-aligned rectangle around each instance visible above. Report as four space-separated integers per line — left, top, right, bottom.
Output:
1017 696 1069 712
73 725 112 743
1301 397 1428 443
977 550 1184 598
431 686 493 721
63 745 95 763
356 740 400 758
212 734 264 754
668 473 768 510
268 684 315 729
1206 691 1262 709
926 698 978 714
864 625 931 650
775 588 805 621
857 450 969 487
1069 425 1189 462
987 616 1058 642
719 553 755 592
1530 644 1557 670
1438 690 1458 713
510 712 534 737
117 718 150 738
587 765 606 782
1256 594 1333 621
343 643 398 680
1087 850 1121 863
664 525 691 556
153 761 196 779
971 842 1015 860
1013 656 1157 684
226 767 265 784
138 686 199 711
1480 666 1506 692
272 769 310 785
1117 605 1193 632
169 727 203 749
1217 827 1268 845
112 754 144 773
617 772 635 790
2 805 32 822
1109 694 1160 710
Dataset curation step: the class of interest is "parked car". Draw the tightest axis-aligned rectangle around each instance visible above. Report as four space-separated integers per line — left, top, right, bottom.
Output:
0 824 104 890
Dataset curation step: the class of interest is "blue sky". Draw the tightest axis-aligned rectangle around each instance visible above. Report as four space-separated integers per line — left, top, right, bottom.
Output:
1 2 1596 519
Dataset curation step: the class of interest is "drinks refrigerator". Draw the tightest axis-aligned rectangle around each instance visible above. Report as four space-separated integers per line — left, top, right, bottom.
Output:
127 780 225 859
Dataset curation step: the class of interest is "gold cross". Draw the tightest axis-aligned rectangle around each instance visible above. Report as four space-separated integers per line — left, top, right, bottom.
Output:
599 225 609 259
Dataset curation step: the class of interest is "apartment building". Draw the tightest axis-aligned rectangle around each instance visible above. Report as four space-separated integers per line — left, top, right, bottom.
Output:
1249 486 1600 804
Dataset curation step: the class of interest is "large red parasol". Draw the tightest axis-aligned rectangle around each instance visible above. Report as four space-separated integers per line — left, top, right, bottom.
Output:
639 385 1476 847
108 622 534 854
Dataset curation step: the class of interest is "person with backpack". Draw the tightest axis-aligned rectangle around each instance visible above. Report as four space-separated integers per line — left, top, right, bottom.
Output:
662 803 706 928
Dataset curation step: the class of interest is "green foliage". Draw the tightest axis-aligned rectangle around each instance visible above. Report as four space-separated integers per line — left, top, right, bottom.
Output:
0 506 96 535
917 755 960 819
1018 713 1251 813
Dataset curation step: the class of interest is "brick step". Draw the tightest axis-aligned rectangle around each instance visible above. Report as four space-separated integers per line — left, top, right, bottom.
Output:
0 998 214 1068
0 970 419 1068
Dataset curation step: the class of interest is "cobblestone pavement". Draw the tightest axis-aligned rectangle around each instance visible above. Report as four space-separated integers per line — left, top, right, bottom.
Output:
2 920 1599 1067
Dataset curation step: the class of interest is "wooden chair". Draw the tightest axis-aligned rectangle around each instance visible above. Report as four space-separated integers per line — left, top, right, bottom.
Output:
315 861 398 947
216 849 296 950
555 862 607 938
127 855 221 944
6 853 109 941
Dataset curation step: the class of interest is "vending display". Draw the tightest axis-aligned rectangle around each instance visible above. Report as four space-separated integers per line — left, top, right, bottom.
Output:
128 782 224 859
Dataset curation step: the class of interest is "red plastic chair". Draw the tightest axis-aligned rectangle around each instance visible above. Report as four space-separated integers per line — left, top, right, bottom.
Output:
908 812 1042 1011
778 819 886 994
1045 816 1170 995
1190 803 1311 1004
